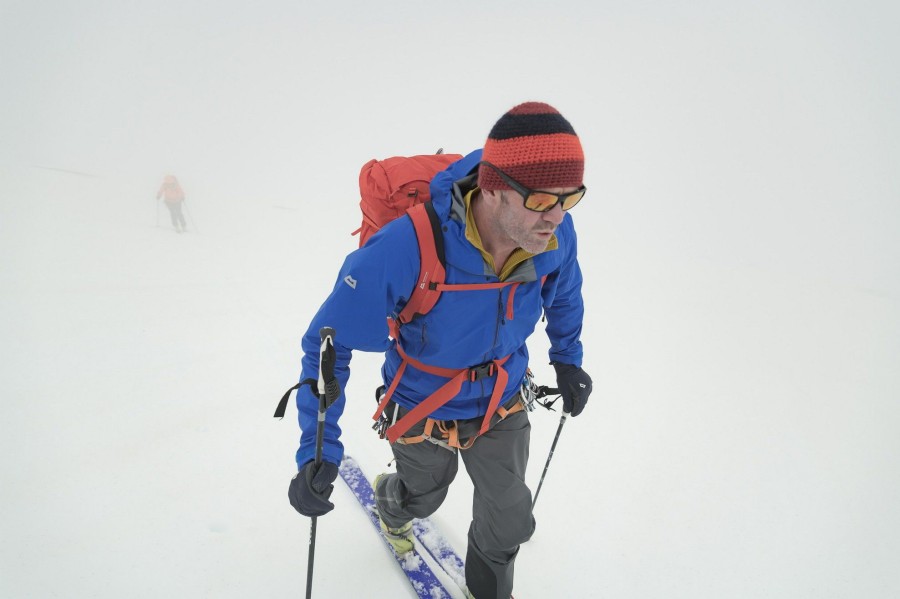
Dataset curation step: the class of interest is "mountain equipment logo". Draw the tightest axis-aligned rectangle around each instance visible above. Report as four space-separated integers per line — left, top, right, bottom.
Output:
343 275 357 289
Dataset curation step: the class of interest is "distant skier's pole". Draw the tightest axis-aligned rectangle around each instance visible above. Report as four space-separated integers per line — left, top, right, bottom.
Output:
532 412 567 509
155 198 160 227
307 327 340 599
182 200 200 233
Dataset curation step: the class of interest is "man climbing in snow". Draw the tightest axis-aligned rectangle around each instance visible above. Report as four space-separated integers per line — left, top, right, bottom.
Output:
156 174 187 233
288 102 593 599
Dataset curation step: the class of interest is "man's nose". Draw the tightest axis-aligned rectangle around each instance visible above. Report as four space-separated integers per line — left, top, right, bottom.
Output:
542 202 565 225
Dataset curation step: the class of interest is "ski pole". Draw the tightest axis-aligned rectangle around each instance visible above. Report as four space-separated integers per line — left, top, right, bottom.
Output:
155 198 160 227
306 327 340 599
182 199 200 233
532 411 567 510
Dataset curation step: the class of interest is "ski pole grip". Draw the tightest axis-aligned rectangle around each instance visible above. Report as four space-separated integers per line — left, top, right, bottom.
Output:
318 327 340 408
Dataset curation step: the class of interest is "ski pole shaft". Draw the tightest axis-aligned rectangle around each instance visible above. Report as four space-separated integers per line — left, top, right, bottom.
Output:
306 327 338 599
305 518 317 599
183 199 200 233
532 412 567 509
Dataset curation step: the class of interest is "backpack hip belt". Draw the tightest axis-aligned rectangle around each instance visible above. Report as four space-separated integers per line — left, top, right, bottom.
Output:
395 395 526 451
372 319 512 446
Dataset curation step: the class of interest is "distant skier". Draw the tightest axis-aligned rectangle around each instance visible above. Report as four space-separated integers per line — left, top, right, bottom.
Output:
156 174 187 233
287 102 594 598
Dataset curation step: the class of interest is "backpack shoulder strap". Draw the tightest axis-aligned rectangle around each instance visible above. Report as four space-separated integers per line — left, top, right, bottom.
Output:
397 202 445 324
422 201 445 264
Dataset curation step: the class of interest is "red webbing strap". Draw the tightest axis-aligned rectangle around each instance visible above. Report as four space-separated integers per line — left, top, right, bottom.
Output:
351 214 381 238
373 358 407 419
373 318 466 423
478 361 509 436
382 350 511 444
385 369 470 444
388 319 462 378
433 282 511 291
373 318 513 444
432 281 520 321
398 204 445 324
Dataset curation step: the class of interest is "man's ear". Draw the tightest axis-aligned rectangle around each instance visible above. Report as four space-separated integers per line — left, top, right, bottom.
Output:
480 188 502 205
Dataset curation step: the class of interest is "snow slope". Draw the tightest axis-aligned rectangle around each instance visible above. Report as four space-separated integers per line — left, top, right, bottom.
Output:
1 158 898 598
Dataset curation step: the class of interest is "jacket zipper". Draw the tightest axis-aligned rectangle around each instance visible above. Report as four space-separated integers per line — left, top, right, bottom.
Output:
488 288 504 360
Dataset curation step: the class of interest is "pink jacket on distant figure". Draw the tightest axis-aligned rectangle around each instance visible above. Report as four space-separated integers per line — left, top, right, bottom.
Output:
156 175 185 203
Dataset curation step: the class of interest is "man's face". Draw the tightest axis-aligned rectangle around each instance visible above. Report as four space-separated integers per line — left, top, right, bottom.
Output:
495 188 571 254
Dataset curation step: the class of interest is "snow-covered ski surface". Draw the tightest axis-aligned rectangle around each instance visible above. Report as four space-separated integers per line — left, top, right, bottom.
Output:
339 455 454 599
412 518 467 592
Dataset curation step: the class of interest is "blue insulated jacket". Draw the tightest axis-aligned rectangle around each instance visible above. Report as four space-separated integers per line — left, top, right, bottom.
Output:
295 149 585 467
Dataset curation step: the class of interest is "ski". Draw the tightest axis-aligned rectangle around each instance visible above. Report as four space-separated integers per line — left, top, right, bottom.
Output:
411 518 467 593
339 455 453 599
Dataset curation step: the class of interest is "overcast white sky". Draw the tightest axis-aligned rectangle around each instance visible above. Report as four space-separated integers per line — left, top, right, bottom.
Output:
2 0 898 294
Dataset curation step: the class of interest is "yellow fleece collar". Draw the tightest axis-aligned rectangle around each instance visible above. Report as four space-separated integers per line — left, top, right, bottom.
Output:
463 188 558 281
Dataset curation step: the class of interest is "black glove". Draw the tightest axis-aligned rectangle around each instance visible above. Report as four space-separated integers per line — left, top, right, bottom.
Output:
552 362 593 417
288 460 340 517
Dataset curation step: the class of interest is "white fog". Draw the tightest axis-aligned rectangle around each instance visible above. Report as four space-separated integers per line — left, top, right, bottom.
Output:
1 1 898 597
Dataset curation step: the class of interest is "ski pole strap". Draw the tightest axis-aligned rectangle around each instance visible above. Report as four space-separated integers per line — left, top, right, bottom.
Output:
373 320 510 444
273 378 317 418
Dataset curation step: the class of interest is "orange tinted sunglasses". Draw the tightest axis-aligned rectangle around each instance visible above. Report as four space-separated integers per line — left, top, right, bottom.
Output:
480 161 586 212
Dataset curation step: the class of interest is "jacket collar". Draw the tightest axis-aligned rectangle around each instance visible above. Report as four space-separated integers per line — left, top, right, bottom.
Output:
432 149 544 282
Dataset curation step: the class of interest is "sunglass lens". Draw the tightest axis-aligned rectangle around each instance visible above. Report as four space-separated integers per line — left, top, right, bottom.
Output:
561 189 585 210
524 193 560 212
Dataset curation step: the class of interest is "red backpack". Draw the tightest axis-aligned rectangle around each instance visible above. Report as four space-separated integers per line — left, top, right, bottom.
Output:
352 151 463 323
353 151 462 247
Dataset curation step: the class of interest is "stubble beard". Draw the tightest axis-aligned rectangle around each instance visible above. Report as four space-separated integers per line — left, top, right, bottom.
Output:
498 192 554 254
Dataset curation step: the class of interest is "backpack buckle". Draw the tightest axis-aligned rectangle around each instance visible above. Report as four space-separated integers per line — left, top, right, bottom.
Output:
468 362 496 382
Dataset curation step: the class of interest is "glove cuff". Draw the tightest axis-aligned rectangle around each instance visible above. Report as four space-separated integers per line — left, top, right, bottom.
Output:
551 361 579 376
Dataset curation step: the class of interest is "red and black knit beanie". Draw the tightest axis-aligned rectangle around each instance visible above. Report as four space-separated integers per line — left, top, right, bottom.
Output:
478 101 584 191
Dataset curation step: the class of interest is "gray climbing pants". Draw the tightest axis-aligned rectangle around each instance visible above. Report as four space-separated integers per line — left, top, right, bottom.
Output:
375 398 535 599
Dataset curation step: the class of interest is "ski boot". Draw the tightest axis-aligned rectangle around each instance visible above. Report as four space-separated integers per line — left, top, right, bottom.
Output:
373 473 414 554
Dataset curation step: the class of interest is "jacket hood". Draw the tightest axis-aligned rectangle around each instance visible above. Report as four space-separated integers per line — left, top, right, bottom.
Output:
430 149 482 221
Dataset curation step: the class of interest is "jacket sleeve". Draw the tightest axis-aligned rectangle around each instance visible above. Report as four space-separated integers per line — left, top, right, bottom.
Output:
543 214 585 367
294 218 420 468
